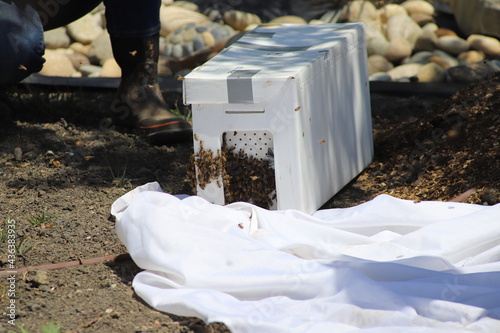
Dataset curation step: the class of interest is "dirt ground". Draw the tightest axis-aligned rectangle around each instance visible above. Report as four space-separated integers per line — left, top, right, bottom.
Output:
0 72 498 332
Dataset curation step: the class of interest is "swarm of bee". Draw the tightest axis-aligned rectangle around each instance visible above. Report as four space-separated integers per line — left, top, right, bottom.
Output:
186 139 225 190
187 133 276 209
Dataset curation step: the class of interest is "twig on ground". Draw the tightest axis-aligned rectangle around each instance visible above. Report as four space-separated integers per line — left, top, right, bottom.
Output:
0 253 131 277
448 188 477 203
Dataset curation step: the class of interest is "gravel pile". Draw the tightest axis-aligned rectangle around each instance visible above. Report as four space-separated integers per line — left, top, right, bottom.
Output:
39 0 500 83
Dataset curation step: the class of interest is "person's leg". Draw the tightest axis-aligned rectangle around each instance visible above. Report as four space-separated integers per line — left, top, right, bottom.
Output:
103 0 192 144
0 1 45 85
0 0 101 86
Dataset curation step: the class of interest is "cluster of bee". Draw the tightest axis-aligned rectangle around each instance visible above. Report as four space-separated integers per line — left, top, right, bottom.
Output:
186 138 225 191
187 134 277 209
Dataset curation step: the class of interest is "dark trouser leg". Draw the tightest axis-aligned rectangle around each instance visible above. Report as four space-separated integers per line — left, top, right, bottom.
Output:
0 0 100 85
104 0 192 144
0 1 45 85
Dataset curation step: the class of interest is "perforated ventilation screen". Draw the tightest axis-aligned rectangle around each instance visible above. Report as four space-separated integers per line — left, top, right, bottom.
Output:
223 130 274 161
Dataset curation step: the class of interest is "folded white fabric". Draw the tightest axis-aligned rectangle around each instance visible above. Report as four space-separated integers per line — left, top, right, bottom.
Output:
112 182 500 332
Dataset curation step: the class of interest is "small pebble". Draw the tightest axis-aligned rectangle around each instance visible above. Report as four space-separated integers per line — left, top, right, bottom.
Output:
182 24 198 42
417 62 446 82
435 28 458 37
378 4 407 24
100 58 121 78
368 54 394 74
414 28 438 52
28 270 49 286
367 34 390 56
481 189 499 205
192 37 205 51
201 31 216 47
14 147 23 161
172 44 183 58
169 33 183 45
79 64 102 77
369 72 392 81
385 14 422 47
182 42 194 57
269 15 307 24
385 38 412 62
195 25 207 33
38 50 76 77
401 0 435 16
405 51 433 64
410 12 434 27
447 61 500 82
457 50 485 64
430 50 459 69
28 303 42 312
345 0 379 23
436 36 469 55
387 63 423 81
467 34 500 55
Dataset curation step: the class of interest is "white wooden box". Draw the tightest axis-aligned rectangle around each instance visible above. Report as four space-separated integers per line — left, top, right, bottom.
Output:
183 23 373 214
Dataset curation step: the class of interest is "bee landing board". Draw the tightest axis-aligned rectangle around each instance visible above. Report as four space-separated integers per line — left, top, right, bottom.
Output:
184 23 374 214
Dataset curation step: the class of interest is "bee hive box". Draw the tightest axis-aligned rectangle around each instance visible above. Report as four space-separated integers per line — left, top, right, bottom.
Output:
183 23 373 214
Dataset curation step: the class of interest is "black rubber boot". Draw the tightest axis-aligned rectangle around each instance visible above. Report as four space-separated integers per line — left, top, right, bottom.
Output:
110 34 192 145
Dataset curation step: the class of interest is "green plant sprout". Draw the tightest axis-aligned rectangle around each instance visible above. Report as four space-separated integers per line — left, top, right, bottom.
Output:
16 236 36 255
10 319 62 333
27 207 53 226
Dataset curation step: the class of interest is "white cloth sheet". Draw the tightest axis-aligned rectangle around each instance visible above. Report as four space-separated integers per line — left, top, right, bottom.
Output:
111 182 500 332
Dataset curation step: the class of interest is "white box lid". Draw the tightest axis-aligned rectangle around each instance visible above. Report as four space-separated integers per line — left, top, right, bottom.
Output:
183 23 364 105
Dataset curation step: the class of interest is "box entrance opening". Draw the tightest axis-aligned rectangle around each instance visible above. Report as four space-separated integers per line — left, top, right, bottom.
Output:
222 130 277 209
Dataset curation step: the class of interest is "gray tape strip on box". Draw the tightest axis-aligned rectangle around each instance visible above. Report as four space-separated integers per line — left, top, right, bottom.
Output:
244 31 275 39
227 70 260 103
234 41 312 52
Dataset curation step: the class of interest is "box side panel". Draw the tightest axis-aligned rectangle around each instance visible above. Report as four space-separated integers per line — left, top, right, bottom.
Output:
262 84 307 211
292 24 373 212
352 24 375 167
